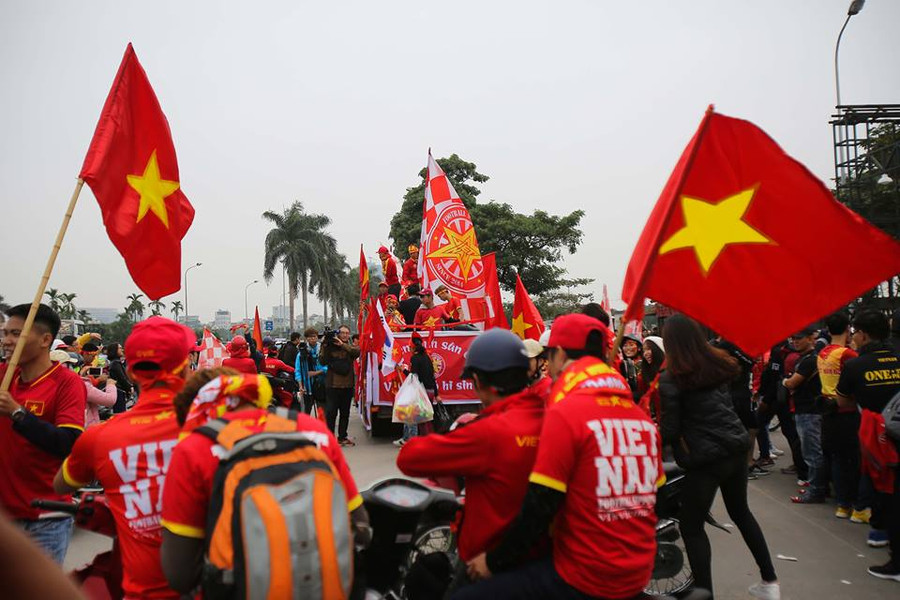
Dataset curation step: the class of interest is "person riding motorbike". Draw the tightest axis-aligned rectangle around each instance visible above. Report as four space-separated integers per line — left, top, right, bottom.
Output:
396 328 546 594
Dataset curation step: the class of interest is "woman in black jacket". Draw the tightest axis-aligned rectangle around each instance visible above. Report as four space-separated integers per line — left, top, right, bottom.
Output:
106 343 132 413
659 315 779 600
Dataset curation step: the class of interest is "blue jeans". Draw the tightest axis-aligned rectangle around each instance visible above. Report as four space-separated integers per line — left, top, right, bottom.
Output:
17 517 74 565
450 558 617 600
402 423 418 441
795 413 826 497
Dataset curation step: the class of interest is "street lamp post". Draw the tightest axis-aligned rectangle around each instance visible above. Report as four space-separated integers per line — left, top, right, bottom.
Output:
184 262 202 321
834 0 866 108
244 280 259 321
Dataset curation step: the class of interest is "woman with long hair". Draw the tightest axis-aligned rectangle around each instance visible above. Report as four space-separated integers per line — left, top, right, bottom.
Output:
659 314 779 600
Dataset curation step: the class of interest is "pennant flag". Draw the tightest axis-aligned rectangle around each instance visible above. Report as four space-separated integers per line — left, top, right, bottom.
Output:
374 299 398 378
359 244 370 299
252 307 264 351
198 328 225 369
511 274 545 341
80 44 195 300
481 252 509 330
601 284 611 314
622 107 900 355
418 150 486 316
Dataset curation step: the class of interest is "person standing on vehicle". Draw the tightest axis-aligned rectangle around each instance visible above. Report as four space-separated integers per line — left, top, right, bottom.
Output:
54 316 196 599
463 313 661 600
0 303 86 564
321 325 360 446
397 328 545 593
658 315 779 599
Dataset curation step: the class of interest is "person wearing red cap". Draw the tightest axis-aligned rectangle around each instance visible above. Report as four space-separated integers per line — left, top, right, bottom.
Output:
54 316 196 598
385 294 405 332
413 288 450 328
463 313 662 600
222 335 258 375
378 246 401 298
401 244 419 289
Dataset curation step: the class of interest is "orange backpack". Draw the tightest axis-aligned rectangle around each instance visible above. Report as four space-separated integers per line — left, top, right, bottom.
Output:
195 408 353 599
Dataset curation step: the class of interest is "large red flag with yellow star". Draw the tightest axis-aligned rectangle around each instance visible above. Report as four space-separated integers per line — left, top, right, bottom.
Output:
80 43 194 300
622 107 900 355
512 274 544 341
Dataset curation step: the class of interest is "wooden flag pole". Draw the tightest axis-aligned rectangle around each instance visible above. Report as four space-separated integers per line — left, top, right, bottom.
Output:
1 179 85 392
608 318 627 365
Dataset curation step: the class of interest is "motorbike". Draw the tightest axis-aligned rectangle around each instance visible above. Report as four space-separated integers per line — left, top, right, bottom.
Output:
646 463 730 597
32 491 121 600
359 477 461 600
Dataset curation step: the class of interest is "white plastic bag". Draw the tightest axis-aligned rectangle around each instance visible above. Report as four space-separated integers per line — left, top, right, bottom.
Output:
392 374 434 424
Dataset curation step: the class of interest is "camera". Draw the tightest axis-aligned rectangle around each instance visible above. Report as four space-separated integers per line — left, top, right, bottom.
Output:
323 327 337 344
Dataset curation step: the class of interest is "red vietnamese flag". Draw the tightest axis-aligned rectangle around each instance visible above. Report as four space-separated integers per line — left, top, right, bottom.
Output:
252 307 264 352
80 44 194 300
359 245 370 300
622 107 900 356
511 274 545 341
481 252 509 329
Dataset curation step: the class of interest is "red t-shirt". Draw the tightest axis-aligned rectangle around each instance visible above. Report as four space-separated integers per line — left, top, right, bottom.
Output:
442 296 462 321
818 344 858 410
413 305 449 327
222 357 258 375
261 357 295 376
161 408 362 540
402 258 418 286
0 362 86 519
62 388 181 598
397 389 545 561
382 258 399 286
531 357 661 598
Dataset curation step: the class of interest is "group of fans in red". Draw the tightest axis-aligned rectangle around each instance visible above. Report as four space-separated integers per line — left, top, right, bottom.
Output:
1 294 899 599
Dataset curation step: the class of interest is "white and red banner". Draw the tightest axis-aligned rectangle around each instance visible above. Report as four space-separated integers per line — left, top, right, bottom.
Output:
369 331 480 406
198 328 225 369
418 151 486 319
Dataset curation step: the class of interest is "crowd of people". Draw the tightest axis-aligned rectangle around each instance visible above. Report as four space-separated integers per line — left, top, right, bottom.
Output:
0 293 898 599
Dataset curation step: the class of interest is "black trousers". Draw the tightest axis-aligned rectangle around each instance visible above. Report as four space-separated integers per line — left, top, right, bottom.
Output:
326 386 353 440
678 453 777 596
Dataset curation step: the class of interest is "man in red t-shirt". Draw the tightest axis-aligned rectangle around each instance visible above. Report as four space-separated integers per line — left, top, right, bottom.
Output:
0 303 86 564
436 284 463 322
397 329 545 590
160 373 367 594
401 244 419 289
378 246 401 298
414 288 450 328
463 313 661 599
54 316 196 598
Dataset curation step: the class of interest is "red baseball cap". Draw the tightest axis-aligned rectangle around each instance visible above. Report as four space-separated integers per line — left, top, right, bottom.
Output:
378 246 390 254
547 313 611 352
125 316 196 372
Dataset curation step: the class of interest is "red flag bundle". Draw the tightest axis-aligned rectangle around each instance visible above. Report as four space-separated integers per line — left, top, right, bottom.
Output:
622 107 900 355
511 274 545 341
359 245 370 299
419 150 486 317
80 44 195 300
601 284 611 314
252 307 264 351
481 252 509 330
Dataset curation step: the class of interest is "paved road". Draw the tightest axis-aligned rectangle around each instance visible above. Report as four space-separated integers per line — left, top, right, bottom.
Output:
66 413 897 599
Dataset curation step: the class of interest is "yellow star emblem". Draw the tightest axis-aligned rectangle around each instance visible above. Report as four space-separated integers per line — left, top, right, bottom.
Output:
427 227 482 281
658 187 772 274
423 315 440 327
126 150 179 228
511 312 533 339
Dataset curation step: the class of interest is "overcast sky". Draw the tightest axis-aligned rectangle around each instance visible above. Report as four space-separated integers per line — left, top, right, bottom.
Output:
1 0 897 325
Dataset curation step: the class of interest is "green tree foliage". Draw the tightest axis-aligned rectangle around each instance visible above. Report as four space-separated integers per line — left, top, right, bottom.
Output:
389 154 588 297
170 300 184 321
148 300 165 316
125 293 145 321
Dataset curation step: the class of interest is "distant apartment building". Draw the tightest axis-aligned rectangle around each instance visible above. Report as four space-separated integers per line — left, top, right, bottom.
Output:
213 310 232 331
83 307 120 324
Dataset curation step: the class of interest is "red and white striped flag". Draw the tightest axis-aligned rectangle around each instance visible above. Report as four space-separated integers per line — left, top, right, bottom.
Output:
601 284 611 314
198 328 225 369
418 150 486 318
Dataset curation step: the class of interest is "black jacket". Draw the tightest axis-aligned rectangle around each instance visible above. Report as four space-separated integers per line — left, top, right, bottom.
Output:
398 297 422 325
410 351 438 395
659 371 750 469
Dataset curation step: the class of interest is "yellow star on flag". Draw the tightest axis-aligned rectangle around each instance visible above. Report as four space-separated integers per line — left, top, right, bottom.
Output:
511 312 533 340
126 150 180 228
658 187 772 274
427 227 482 280
423 315 440 327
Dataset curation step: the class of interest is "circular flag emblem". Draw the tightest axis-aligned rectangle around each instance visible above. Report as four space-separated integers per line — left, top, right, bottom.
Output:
431 353 446 379
423 204 487 296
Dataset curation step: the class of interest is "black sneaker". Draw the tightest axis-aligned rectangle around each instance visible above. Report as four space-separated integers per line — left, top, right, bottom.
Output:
749 464 771 476
867 561 900 582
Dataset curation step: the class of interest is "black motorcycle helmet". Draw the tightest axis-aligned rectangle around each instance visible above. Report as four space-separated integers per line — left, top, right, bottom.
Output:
462 329 530 395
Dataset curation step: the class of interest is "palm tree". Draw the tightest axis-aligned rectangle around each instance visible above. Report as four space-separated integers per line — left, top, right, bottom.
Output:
44 288 63 312
126 293 145 321
170 300 184 321
60 293 78 319
76 309 90 323
262 202 338 330
148 300 165 316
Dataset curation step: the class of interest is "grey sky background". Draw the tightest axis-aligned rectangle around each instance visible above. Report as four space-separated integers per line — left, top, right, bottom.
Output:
1 0 898 326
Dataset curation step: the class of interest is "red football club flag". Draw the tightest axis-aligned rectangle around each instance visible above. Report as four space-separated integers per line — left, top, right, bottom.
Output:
359 244 370 300
512 274 545 341
419 150 486 318
80 44 194 300
482 252 509 330
622 107 900 356
252 307 264 351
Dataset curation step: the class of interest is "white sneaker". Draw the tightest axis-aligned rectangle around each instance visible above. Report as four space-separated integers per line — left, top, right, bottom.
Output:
769 445 784 457
392 439 406 447
749 581 780 600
